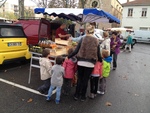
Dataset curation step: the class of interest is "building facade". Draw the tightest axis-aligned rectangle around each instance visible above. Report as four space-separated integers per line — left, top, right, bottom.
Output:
122 0 150 30
0 1 35 19
78 0 123 29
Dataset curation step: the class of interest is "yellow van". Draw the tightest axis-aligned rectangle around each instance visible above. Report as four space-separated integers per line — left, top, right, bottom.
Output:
0 24 31 64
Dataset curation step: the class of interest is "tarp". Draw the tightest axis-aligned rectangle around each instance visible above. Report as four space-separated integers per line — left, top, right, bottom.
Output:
34 8 120 24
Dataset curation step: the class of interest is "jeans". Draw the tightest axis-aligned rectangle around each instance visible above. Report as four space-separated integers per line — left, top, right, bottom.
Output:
90 76 99 94
37 78 50 94
110 51 118 68
74 65 93 98
98 77 106 92
47 85 62 101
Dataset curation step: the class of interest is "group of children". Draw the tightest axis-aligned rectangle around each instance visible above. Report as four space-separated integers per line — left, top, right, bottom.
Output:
38 47 112 104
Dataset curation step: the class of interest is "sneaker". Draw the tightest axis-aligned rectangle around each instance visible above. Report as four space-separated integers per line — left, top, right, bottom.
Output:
81 96 86 102
97 91 105 95
89 93 94 99
46 96 51 102
37 89 45 94
55 99 60 104
73 95 79 101
113 67 116 70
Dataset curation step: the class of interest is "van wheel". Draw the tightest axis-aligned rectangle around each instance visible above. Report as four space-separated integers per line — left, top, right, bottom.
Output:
132 39 136 45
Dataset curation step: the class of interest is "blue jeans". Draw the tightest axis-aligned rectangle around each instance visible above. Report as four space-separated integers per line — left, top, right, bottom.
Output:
47 85 62 101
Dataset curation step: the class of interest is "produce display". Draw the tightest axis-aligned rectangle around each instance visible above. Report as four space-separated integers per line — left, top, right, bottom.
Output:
71 41 77 47
38 40 57 49
29 40 77 54
29 46 43 53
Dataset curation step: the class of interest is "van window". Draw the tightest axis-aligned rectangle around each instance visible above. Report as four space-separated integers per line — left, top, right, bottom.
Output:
0 27 25 38
39 23 48 38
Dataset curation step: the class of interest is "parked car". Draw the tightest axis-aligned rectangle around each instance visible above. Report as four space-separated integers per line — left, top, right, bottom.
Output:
0 24 31 64
130 30 150 43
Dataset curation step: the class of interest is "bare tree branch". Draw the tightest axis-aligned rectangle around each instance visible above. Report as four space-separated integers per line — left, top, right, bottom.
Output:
30 0 78 8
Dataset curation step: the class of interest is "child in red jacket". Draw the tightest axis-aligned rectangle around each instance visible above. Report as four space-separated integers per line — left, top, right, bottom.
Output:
89 60 102 99
63 48 77 95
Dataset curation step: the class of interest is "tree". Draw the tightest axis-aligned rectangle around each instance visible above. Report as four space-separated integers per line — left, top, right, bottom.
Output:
4 12 18 20
18 0 24 18
24 7 35 17
0 0 7 8
79 0 87 8
30 0 78 8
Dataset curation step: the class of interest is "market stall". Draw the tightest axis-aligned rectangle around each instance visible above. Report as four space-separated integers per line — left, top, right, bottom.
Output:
28 8 120 84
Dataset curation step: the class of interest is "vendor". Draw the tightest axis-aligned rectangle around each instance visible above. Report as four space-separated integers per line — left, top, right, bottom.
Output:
55 23 71 40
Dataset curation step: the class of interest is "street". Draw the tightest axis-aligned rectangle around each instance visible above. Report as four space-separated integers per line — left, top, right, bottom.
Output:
0 43 150 113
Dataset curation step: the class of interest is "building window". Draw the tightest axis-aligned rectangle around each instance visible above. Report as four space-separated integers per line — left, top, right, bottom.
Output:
141 8 147 17
128 8 133 17
140 27 148 30
124 26 133 29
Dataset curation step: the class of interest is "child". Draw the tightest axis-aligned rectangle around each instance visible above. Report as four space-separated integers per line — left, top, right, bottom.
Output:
46 56 65 104
38 48 52 95
97 49 112 95
89 59 102 99
124 32 133 52
62 48 77 95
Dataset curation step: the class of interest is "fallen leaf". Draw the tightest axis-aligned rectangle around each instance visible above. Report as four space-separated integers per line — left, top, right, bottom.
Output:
27 98 33 103
123 76 128 80
135 94 139 96
4 70 7 72
105 102 112 106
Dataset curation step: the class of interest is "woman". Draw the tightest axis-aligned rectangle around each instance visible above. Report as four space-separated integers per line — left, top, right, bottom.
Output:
68 25 101 101
110 32 121 70
100 31 111 55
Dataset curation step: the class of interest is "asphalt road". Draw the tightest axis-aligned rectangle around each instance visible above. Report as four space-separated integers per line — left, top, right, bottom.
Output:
0 43 150 113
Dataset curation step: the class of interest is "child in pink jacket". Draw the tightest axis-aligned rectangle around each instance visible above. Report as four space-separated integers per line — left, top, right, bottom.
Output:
63 48 77 95
89 60 102 99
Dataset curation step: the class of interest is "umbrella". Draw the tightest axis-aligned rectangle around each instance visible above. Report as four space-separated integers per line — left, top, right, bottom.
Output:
34 8 120 24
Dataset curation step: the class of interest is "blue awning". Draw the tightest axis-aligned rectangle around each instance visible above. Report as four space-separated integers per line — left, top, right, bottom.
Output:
34 8 120 24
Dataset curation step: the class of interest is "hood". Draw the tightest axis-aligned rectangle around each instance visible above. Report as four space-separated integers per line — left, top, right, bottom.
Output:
39 57 48 66
104 56 112 63
70 57 77 63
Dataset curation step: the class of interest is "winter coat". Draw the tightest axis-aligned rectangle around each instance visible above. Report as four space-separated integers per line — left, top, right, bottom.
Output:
63 57 77 79
126 35 133 44
110 37 121 54
68 35 99 64
39 57 52 80
100 37 110 55
91 61 103 77
102 56 112 78
51 64 65 87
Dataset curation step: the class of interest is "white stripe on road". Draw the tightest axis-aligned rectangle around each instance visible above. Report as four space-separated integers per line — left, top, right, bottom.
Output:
0 78 56 97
